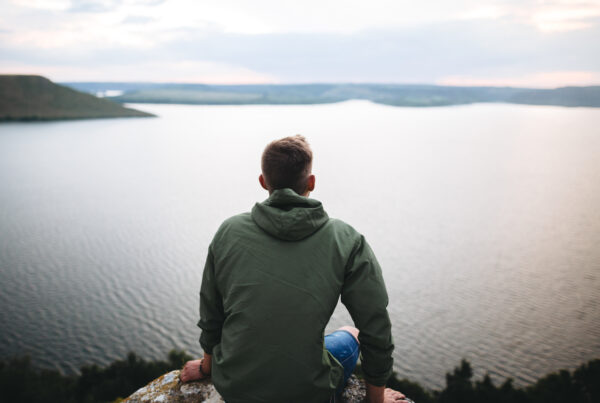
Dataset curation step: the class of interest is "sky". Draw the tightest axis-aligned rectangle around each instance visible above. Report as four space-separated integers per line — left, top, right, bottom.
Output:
1 0 600 87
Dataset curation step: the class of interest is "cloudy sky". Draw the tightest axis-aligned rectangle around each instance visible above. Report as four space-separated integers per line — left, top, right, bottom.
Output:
1 0 599 86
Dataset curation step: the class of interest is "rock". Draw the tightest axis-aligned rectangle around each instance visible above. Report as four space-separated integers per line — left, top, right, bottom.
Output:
124 371 394 403
124 371 223 403
340 375 367 402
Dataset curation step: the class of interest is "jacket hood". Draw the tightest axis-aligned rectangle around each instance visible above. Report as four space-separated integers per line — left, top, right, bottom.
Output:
251 188 329 241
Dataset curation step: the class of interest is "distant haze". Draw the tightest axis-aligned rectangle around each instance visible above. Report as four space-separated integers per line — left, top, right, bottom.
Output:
1 0 599 86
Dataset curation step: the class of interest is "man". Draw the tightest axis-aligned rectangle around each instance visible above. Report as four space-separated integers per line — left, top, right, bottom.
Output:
181 135 407 403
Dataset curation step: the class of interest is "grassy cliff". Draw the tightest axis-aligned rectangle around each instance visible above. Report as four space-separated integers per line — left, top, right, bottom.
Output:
0 75 154 121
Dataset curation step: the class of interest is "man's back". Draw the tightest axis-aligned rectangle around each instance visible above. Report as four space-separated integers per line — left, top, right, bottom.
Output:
199 189 394 403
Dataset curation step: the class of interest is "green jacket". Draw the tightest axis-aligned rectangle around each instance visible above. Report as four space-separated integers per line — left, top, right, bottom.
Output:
198 189 394 402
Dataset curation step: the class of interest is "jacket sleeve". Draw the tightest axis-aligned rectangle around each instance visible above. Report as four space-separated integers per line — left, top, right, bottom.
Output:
341 235 394 386
197 245 225 355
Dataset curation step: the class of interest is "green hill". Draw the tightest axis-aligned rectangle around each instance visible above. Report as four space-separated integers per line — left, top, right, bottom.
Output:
0 75 154 121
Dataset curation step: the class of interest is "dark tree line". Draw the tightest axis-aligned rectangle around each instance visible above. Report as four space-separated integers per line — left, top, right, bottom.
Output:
1 352 599 403
0 350 192 403
381 359 600 403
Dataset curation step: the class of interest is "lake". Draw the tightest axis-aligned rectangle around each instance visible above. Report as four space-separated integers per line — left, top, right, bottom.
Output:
0 101 599 389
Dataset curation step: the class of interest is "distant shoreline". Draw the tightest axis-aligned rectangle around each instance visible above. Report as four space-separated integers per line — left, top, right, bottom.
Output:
64 82 600 108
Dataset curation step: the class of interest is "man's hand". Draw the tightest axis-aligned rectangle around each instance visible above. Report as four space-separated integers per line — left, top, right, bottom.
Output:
366 382 408 403
180 355 212 383
384 388 408 402
180 360 203 383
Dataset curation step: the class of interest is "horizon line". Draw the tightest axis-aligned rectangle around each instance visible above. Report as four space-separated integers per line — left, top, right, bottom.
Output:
3 74 600 90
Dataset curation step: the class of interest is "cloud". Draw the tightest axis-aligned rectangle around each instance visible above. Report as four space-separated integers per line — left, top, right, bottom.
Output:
0 59 278 83
438 71 600 88
66 0 165 13
1 0 599 84
8 0 600 36
131 0 164 5
2 20 599 85
122 14 155 24
143 21 599 83
531 2 600 32
9 0 71 11
68 0 120 13
68 0 119 13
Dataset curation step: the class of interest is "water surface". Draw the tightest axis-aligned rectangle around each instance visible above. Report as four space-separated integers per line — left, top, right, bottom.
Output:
1 101 599 388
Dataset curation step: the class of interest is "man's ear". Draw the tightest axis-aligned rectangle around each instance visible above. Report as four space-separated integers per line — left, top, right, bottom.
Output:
259 174 269 191
306 174 315 192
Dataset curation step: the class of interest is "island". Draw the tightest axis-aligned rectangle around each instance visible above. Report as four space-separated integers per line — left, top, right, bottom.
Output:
0 75 154 121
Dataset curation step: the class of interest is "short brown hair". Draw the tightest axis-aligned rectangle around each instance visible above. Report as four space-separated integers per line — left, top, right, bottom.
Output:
261 135 313 195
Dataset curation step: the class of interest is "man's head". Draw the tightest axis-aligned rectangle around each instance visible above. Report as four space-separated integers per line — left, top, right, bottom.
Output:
259 135 315 196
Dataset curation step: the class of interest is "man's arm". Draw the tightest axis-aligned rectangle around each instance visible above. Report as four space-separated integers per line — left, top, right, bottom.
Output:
181 245 224 383
197 245 225 355
341 235 395 393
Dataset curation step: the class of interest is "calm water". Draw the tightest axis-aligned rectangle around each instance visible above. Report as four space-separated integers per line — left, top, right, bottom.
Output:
1 101 599 389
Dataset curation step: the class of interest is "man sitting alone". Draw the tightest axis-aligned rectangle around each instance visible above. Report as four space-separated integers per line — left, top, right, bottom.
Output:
181 135 408 403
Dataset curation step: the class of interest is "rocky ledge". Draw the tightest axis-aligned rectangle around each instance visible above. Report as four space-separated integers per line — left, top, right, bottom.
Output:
124 370 372 402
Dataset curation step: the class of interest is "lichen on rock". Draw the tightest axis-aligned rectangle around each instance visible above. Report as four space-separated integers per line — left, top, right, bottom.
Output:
124 371 377 403
124 370 223 403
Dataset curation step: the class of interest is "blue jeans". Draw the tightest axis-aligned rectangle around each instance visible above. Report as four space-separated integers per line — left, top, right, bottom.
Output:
324 330 360 395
